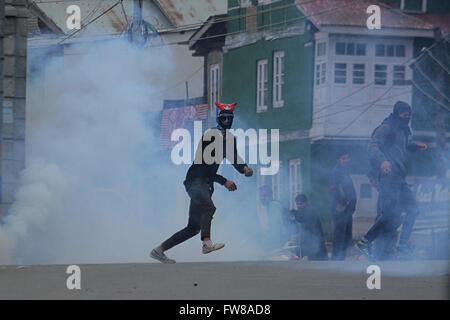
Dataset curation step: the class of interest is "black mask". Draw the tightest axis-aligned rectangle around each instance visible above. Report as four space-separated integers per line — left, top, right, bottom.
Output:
399 116 410 126
217 113 234 130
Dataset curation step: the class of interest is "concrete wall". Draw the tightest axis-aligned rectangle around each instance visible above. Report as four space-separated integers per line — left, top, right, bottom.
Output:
0 0 28 218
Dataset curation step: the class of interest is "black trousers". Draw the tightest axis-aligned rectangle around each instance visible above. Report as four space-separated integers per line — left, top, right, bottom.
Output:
365 178 419 244
332 208 353 260
161 178 216 251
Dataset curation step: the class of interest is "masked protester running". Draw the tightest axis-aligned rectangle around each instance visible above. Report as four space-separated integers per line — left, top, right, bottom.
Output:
356 101 427 259
151 102 254 263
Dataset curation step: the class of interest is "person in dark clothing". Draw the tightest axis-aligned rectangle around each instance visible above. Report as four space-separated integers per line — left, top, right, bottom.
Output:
368 169 398 260
357 101 427 258
329 151 356 260
290 194 328 260
151 102 254 263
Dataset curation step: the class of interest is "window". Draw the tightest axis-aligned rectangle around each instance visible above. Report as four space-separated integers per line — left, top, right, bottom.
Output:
209 64 220 114
375 44 385 57
375 64 387 85
315 63 326 86
356 43 366 56
321 62 326 84
352 64 365 84
289 158 302 210
393 65 406 85
336 42 365 56
396 45 405 57
257 59 268 112
334 63 347 84
272 161 282 201
375 44 406 57
315 65 320 86
400 0 427 12
336 42 345 55
347 43 355 55
317 42 326 56
273 51 284 107
387 45 394 57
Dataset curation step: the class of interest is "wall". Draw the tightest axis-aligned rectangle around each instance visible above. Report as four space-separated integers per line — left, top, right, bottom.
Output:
1 0 28 218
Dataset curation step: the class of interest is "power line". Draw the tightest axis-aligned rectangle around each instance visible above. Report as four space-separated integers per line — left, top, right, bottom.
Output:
411 78 450 112
153 65 204 98
331 85 395 138
156 0 317 33
413 58 450 103
146 0 360 48
314 40 443 116
120 0 129 29
33 0 317 43
424 47 450 75
313 88 412 121
57 0 122 44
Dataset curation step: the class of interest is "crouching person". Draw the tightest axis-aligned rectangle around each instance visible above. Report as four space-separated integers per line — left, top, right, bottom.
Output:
290 194 328 260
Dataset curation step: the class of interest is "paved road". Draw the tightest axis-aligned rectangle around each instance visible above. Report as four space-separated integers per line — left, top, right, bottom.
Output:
0 260 448 299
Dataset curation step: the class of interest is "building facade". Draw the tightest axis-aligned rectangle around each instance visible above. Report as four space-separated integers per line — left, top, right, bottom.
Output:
205 0 449 244
221 0 314 221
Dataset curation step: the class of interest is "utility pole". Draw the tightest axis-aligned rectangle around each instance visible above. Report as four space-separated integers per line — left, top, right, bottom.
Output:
128 0 147 47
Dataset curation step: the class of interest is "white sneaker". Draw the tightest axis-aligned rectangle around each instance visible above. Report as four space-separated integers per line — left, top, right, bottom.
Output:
202 242 225 254
150 248 176 264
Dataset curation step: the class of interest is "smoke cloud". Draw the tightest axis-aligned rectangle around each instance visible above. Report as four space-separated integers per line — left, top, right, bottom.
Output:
0 38 267 265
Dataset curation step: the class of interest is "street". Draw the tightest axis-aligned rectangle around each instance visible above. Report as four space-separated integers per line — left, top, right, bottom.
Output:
0 260 448 299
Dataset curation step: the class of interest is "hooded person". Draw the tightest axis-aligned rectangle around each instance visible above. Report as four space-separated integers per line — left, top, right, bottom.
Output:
291 194 328 260
150 102 253 263
357 101 427 259
216 102 236 131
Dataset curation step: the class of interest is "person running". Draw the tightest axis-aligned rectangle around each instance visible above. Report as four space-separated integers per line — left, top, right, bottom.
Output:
356 101 427 258
151 102 253 263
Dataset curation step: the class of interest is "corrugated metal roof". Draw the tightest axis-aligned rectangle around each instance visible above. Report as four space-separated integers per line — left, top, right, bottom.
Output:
27 0 65 36
33 0 129 36
31 0 226 39
296 0 435 30
153 0 226 28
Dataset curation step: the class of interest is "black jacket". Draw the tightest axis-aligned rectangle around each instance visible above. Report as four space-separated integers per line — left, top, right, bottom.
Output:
368 114 419 181
329 164 356 213
184 128 247 187
291 205 328 260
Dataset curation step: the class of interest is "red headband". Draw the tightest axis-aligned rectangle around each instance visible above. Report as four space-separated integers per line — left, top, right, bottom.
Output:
215 102 237 112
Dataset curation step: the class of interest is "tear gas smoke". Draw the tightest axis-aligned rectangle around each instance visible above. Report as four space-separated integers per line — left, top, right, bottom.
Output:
0 38 266 265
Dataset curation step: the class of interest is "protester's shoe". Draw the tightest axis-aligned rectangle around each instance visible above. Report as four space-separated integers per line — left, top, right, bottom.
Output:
150 248 176 264
202 242 225 254
356 239 372 258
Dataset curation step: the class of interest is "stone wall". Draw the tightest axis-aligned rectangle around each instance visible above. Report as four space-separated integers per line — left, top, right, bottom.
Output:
0 0 28 218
